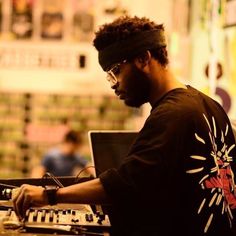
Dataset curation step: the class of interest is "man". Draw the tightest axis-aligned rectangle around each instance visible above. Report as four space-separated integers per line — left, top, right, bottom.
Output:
13 16 236 236
31 129 94 177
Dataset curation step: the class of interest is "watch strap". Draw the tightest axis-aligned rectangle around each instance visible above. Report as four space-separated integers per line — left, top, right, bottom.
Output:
44 185 59 205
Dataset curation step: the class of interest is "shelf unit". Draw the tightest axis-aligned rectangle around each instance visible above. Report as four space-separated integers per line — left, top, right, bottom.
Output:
0 91 139 178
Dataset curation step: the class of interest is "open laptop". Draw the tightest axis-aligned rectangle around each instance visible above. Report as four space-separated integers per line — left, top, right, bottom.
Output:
88 130 138 177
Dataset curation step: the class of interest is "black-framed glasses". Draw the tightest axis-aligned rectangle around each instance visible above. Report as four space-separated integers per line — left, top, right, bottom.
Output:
106 60 127 86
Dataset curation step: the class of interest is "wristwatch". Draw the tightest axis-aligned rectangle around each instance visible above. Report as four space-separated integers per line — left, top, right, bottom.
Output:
44 185 59 205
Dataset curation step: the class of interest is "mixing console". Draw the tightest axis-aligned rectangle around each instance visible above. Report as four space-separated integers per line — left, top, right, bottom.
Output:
0 207 111 235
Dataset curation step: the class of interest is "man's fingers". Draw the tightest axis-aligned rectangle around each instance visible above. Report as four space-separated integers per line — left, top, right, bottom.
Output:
12 184 46 220
22 194 31 219
11 188 20 199
12 188 25 220
12 185 32 220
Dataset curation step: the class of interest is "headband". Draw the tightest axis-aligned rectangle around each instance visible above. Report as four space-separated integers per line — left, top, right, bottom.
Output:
98 29 166 71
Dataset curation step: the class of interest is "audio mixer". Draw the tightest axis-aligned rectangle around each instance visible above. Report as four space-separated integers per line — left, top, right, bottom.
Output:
0 180 111 234
0 206 111 235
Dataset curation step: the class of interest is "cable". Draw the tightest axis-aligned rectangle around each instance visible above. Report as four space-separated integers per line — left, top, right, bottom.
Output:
74 165 104 182
42 172 64 188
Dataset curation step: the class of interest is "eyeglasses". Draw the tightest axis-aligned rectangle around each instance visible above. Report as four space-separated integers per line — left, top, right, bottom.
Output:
106 60 127 86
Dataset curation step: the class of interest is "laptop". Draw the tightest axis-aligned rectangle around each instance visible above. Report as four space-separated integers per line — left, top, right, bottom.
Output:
88 130 138 177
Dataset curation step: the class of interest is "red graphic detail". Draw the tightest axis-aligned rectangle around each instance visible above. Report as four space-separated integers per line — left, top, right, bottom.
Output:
205 164 236 209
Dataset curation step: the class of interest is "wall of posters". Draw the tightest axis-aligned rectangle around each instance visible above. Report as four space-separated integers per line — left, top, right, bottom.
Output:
0 0 98 42
0 0 235 118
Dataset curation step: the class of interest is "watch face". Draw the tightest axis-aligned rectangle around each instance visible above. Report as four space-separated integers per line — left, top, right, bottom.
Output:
46 185 59 190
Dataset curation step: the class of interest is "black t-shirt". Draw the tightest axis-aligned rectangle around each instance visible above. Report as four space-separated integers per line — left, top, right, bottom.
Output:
100 86 236 236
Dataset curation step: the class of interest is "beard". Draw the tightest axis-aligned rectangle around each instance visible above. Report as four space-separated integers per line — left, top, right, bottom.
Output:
123 64 151 108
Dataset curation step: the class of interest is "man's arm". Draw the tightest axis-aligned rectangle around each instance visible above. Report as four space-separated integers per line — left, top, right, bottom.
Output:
12 178 110 220
57 178 110 204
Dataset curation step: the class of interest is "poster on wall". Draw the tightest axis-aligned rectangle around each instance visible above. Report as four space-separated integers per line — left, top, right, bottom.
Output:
41 0 64 39
72 0 95 42
11 0 34 39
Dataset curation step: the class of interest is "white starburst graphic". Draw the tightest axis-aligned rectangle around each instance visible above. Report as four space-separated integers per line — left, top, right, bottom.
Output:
186 113 236 233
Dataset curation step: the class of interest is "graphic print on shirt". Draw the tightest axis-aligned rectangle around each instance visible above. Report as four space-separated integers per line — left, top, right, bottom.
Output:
186 113 236 233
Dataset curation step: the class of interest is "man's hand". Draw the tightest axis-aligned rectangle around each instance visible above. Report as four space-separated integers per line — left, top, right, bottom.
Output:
12 184 48 220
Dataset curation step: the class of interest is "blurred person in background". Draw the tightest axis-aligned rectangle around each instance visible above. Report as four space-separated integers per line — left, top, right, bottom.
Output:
31 129 94 177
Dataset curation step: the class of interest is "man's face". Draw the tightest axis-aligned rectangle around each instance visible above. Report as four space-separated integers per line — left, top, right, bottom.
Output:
66 142 79 155
113 62 151 108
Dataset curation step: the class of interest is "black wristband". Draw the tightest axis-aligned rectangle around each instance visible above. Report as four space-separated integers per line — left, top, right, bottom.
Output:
44 185 59 205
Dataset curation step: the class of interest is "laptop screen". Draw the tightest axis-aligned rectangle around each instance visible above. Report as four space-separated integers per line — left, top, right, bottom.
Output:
88 130 138 177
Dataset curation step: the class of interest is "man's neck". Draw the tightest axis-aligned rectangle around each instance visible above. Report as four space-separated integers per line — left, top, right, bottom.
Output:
149 68 186 107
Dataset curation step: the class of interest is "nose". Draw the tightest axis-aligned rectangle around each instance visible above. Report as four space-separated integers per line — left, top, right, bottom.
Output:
111 81 119 89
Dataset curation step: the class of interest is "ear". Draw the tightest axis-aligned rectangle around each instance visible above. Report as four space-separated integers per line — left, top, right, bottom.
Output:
134 50 152 70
